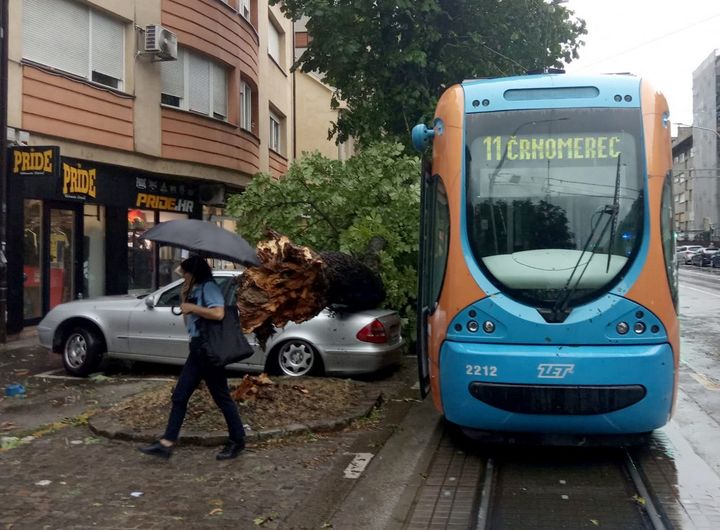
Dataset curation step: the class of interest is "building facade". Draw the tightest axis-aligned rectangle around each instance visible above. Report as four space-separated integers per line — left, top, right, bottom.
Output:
688 49 720 236
671 126 695 238
5 0 294 333
293 16 354 161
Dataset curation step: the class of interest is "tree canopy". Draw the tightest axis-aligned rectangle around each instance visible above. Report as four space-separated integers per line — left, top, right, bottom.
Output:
274 0 586 147
226 142 420 318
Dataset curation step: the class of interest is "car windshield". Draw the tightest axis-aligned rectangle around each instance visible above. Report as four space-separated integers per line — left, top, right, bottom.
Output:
466 107 644 309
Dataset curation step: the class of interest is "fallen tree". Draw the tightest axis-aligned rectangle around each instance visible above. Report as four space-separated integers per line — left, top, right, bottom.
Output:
236 230 385 348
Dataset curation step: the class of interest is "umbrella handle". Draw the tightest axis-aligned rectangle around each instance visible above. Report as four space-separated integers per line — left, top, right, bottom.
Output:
171 306 183 316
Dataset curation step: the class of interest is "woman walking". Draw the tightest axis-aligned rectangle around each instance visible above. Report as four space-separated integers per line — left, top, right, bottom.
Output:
139 255 245 460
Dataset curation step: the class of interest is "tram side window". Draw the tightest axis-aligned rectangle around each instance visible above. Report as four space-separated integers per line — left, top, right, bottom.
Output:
661 172 678 309
427 178 450 310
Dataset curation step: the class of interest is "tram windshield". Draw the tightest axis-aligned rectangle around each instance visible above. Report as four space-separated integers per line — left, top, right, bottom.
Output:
466 107 644 310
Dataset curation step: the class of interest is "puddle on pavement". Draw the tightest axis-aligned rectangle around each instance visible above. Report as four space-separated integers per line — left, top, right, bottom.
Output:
637 422 720 528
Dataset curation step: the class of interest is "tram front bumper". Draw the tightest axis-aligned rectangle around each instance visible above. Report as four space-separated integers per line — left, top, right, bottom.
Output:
439 342 675 435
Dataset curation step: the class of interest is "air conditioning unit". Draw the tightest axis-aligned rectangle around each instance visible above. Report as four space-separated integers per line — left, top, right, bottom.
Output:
144 25 178 61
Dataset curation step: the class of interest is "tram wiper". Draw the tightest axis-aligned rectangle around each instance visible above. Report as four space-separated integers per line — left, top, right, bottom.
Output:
550 181 619 321
606 154 622 273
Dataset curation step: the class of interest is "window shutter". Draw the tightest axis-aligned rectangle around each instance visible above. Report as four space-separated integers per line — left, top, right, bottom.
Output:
161 50 185 98
23 0 89 78
268 22 280 63
213 64 227 118
188 53 210 115
91 10 124 82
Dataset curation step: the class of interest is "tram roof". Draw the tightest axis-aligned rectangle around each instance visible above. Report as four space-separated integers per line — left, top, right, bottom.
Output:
461 73 643 113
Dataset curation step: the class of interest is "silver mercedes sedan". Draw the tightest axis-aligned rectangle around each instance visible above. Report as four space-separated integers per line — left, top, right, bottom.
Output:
38 271 404 378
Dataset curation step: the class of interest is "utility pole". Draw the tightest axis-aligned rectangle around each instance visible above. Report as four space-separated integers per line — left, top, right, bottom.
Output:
0 0 8 342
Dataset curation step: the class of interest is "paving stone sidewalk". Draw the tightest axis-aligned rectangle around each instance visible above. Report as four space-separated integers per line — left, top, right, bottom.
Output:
1 343 418 529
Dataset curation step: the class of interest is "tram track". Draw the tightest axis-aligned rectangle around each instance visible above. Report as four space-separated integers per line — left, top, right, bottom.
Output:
471 445 668 530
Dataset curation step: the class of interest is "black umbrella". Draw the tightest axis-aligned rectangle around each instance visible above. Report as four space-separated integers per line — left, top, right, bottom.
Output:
140 219 260 266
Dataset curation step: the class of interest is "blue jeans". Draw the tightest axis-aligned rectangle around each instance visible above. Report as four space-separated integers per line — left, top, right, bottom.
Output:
163 337 245 443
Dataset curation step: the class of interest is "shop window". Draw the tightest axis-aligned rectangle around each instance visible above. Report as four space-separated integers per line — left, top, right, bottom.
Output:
127 209 191 294
23 200 43 320
158 211 189 287
22 0 125 90
127 209 155 295
49 209 76 310
204 207 239 271
83 204 106 299
161 48 228 120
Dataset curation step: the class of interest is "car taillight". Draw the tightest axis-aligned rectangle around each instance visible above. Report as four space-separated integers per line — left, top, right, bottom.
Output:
356 319 387 344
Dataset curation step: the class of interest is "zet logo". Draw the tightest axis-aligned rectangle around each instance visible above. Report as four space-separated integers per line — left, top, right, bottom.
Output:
537 363 575 379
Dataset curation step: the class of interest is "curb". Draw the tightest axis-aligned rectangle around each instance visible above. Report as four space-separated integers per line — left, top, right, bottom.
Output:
327 397 443 529
88 390 385 446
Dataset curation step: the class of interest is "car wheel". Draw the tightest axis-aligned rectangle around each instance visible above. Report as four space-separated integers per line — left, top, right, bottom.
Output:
274 340 321 377
62 327 105 377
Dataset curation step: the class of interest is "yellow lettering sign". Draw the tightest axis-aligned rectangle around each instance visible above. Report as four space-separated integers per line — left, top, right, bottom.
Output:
62 162 96 198
482 135 624 162
12 148 55 174
136 193 194 213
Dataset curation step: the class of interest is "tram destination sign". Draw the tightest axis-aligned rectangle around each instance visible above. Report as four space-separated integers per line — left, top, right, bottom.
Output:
481 134 627 162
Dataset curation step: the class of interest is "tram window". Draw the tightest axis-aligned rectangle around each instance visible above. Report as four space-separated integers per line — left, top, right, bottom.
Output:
661 172 678 309
427 178 450 310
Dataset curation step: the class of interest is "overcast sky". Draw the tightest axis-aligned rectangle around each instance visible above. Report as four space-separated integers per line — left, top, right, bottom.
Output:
562 0 720 130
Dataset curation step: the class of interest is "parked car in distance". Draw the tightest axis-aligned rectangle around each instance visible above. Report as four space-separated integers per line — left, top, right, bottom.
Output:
690 247 719 267
676 245 704 265
38 271 404 378
711 253 720 268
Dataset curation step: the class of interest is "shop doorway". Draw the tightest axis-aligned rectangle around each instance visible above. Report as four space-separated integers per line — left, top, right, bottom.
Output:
22 200 82 323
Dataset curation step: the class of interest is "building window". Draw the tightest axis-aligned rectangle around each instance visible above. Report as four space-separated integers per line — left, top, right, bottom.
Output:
268 19 282 65
240 82 253 131
241 0 251 20
690 147 695 157
161 48 227 120
22 0 125 90
269 111 282 153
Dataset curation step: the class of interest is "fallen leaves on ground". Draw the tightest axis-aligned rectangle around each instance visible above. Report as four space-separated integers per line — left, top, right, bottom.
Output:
105 375 372 433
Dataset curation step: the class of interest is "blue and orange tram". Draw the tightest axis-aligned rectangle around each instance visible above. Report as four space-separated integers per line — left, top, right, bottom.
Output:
412 73 678 435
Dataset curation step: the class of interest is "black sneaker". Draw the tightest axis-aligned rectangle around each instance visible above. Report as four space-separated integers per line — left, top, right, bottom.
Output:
139 441 173 459
216 439 245 460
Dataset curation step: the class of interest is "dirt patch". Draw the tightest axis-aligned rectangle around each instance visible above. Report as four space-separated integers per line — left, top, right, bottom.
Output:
104 376 374 434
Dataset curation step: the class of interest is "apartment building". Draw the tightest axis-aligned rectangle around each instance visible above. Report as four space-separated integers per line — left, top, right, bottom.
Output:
687 49 720 237
671 126 694 237
293 16 354 161
4 0 294 333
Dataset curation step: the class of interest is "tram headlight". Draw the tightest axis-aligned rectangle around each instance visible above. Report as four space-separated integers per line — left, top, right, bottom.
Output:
616 322 629 335
482 321 495 333
467 320 479 333
633 322 646 334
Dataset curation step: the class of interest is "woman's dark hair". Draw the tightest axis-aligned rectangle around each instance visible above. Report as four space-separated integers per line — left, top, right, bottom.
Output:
180 255 213 284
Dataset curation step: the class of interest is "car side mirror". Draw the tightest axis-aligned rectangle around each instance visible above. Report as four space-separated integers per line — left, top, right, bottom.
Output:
145 295 157 308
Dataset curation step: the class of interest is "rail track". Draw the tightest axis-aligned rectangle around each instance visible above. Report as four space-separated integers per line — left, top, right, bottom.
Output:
404 428 673 529
473 446 666 529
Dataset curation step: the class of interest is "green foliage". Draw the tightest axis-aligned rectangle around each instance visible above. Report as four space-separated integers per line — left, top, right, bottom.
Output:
226 142 420 333
273 0 586 147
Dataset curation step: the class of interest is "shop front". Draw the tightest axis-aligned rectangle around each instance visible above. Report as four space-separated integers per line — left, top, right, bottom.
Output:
5 146 229 334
